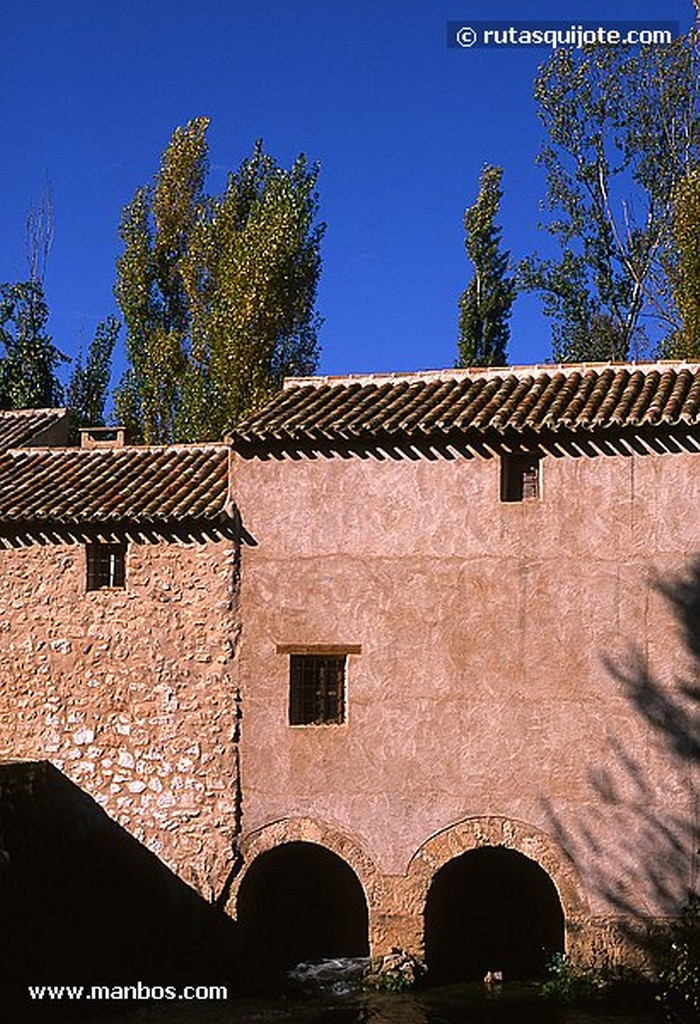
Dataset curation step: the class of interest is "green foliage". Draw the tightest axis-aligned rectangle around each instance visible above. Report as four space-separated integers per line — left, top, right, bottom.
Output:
522 33 699 361
658 894 700 1020
664 170 700 358
115 118 324 443
0 281 67 409
541 952 651 1006
457 165 515 367
66 316 120 429
364 949 426 992
541 953 603 1003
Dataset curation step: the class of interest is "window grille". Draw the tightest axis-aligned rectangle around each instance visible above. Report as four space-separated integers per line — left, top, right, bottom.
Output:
289 654 346 725
86 543 126 590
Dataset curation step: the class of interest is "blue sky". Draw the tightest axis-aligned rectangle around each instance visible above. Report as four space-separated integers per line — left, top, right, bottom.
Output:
0 0 695 391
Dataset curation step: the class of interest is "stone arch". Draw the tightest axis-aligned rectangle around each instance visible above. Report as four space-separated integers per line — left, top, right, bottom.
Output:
227 816 385 919
405 816 590 960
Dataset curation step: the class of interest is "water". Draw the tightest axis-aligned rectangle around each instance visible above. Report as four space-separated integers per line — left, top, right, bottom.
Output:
106 959 662 1024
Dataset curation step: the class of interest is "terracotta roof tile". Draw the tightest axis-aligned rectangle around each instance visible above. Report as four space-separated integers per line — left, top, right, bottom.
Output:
232 363 700 447
0 445 231 524
0 408 70 450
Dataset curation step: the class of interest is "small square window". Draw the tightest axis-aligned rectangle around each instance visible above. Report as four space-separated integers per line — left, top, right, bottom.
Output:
289 654 346 725
501 454 541 502
86 543 126 590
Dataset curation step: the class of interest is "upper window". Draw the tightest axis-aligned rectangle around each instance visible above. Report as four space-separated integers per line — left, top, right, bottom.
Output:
289 654 346 726
86 542 126 590
501 454 541 502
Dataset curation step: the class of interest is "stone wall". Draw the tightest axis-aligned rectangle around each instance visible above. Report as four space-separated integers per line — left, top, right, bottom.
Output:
233 444 698 960
0 535 240 901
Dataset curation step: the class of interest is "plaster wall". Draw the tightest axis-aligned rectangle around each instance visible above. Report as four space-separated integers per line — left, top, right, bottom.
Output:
0 538 240 899
233 447 698 954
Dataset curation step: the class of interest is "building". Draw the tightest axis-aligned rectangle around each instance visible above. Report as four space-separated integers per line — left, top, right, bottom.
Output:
229 362 699 978
0 420 240 902
0 362 697 982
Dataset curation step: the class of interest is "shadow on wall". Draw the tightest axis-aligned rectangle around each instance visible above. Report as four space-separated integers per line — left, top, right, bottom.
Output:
0 762 241 1001
544 559 699 964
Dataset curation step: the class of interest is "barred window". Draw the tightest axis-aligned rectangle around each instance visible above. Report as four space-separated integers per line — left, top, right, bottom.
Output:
86 543 126 590
289 654 346 726
500 454 541 502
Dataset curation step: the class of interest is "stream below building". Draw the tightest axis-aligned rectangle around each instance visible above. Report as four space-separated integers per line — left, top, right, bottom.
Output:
59 958 664 1024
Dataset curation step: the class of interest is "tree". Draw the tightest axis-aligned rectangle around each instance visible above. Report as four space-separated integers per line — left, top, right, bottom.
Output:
0 180 116 420
66 316 121 428
0 180 68 410
25 178 54 287
665 169 700 358
521 33 699 362
115 118 324 443
457 165 515 367
0 281 67 409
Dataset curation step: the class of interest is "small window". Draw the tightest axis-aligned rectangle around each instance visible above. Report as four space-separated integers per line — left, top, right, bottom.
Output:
289 654 346 725
86 542 126 590
501 454 541 502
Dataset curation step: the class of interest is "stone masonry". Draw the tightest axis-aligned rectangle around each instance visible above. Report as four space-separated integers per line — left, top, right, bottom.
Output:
0 537 240 900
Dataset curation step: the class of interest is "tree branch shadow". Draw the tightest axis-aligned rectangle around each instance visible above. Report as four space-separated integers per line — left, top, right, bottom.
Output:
543 558 699 965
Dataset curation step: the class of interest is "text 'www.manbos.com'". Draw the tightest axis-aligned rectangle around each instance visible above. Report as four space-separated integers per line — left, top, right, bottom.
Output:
27 982 229 1002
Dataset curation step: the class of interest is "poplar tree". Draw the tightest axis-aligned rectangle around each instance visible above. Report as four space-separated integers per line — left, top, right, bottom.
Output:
66 316 121 428
115 118 324 443
457 165 515 367
520 34 699 361
665 169 700 358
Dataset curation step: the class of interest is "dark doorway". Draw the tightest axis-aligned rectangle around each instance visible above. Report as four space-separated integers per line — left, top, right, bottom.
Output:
424 845 564 983
237 841 369 968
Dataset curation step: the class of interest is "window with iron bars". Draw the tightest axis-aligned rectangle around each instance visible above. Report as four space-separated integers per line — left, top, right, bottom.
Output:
86 542 126 591
289 654 346 725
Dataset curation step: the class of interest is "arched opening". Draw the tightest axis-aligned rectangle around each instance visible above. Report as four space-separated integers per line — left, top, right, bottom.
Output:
424 845 564 983
237 841 369 968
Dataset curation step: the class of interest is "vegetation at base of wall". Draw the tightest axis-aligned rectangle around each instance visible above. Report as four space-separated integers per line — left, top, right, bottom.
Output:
541 953 601 1004
541 952 653 1006
657 894 700 1021
364 949 426 992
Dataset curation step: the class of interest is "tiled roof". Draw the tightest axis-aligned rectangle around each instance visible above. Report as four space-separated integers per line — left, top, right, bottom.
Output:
0 408 70 450
232 363 700 446
0 445 232 524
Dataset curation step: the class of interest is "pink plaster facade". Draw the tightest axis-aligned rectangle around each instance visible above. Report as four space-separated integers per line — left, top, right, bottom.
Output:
232 444 698 963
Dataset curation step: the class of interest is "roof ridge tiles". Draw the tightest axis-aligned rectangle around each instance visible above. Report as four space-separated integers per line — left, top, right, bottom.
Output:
282 360 700 391
0 406 67 418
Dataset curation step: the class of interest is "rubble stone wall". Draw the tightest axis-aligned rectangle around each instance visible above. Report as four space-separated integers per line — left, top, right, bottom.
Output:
0 536 240 900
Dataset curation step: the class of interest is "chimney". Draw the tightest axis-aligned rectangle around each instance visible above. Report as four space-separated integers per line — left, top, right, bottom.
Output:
79 426 127 449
